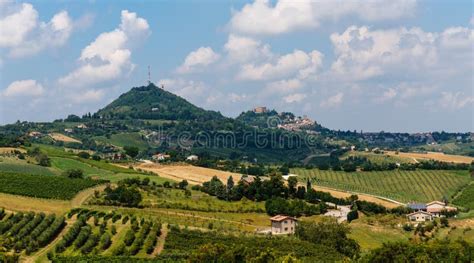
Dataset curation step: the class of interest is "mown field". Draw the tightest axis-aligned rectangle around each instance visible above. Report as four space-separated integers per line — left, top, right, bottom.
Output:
51 157 113 177
94 132 149 150
0 172 105 200
0 157 57 176
292 168 471 203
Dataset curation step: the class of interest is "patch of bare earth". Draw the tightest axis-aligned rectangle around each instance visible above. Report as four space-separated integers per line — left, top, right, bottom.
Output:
129 163 242 184
49 133 82 144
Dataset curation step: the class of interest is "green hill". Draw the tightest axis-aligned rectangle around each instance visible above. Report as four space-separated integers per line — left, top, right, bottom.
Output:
96 83 225 121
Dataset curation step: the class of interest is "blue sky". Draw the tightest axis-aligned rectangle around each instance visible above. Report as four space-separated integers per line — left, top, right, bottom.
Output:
0 0 472 132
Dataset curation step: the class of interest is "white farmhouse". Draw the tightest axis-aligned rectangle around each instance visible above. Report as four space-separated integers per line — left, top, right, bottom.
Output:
407 211 434 222
270 215 298 235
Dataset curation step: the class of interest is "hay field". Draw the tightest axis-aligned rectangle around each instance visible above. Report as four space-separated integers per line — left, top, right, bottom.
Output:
49 133 82 143
0 147 26 154
131 163 242 184
385 151 474 164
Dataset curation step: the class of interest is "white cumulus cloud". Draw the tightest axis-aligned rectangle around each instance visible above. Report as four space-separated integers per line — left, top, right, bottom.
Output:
58 10 150 88
2 79 44 97
237 49 323 81
177 47 220 73
0 2 73 57
229 0 417 35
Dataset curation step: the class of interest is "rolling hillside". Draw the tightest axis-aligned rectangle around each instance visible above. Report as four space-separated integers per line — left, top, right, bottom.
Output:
96 83 226 121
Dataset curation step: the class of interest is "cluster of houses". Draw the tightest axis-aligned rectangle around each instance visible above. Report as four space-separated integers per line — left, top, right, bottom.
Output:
406 201 457 222
151 153 199 162
277 116 315 132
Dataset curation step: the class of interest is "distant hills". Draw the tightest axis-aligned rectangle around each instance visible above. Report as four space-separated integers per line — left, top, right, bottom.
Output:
96 83 226 121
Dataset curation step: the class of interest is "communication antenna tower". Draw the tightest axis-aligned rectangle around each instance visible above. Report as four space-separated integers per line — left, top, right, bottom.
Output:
147 65 151 85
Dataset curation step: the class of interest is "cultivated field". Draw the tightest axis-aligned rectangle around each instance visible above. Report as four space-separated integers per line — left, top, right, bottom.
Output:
0 172 105 200
129 163 242 184
0 147 26 154
292 168 471 203
343 151 414 164
0 157 57 176
385 151 474 164
49 133 82 143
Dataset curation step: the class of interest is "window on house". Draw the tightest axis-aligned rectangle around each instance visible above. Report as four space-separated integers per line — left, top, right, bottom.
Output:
284 227 288 231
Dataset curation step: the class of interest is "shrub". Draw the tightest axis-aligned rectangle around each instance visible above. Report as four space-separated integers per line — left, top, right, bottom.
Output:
77 152 90 159
62 169 84 179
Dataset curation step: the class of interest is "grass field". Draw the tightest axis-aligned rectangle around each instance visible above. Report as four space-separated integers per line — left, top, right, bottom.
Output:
343 151 414 164
412 141 474 156
453 182 474 209
292 168 471 203
94 132 149 150
0 157 57 176
0 172 105 200
141 188 265 213
51 157 113 176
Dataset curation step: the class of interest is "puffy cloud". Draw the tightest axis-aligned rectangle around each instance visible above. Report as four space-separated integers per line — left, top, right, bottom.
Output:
224 34 271 63
58 10 150 88
229 0 417 35
438 92 474 110
237 50 323 80
0 2 73 57
329 25 473 82
283 93 306 103
2 79 44 97
177 47 220 73
320 92 344 108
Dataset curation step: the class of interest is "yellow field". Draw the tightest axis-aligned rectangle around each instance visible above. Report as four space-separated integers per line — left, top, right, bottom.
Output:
385 151 474 164
49 133 82 143
0 185 105 214
0 147 26 154
130 163 242 184
0 193 70 214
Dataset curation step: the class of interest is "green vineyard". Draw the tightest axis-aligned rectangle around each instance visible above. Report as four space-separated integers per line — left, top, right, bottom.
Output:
0 209 65 255
54 209 162 258
291 168 471 203
0 172 105 200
